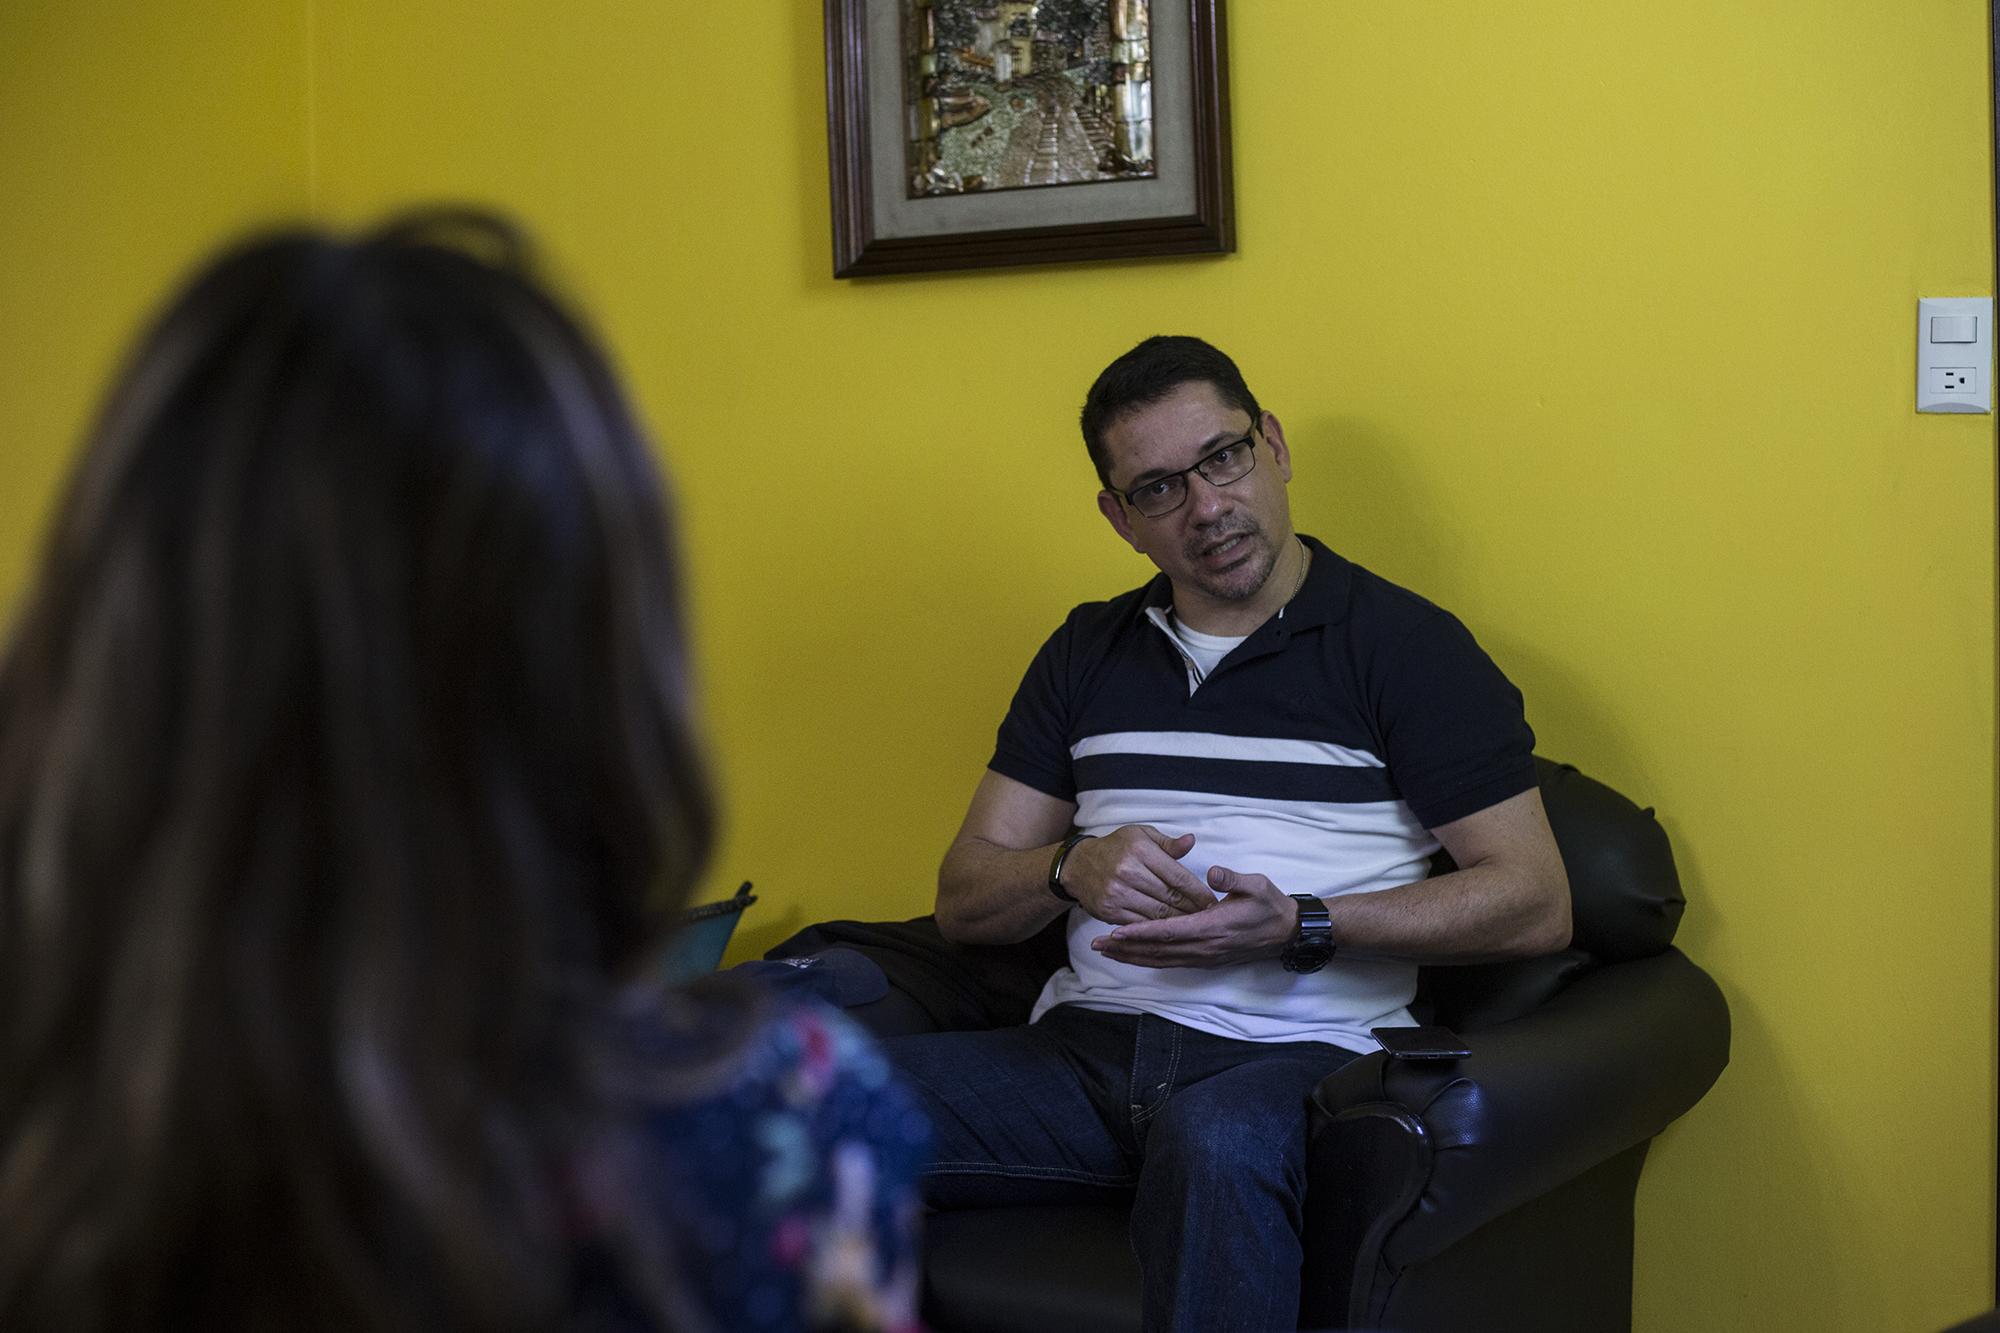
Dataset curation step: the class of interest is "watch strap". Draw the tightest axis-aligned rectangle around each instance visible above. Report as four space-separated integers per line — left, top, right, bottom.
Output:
1047 833 1089 903
1283 893 1335 973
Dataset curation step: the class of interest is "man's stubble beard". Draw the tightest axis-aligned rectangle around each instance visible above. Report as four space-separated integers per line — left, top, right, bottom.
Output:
1181 519 1279 604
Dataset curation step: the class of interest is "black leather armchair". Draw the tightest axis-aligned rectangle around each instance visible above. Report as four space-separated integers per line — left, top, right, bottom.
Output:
767 759 1730 1331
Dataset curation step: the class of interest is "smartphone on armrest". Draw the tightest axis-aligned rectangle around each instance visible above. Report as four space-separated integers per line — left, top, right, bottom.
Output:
1370 1024 1471 1060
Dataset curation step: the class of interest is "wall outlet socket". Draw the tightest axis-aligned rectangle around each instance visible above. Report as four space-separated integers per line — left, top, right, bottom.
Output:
1917 297 1993 414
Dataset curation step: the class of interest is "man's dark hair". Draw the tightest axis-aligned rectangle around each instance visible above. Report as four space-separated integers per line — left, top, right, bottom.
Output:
1078 335 1262 487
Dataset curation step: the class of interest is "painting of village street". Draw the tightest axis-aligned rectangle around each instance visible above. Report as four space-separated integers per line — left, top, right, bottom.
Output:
903 0 1154 198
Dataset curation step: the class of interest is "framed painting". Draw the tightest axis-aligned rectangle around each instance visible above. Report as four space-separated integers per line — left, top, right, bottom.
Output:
824 0 1233 277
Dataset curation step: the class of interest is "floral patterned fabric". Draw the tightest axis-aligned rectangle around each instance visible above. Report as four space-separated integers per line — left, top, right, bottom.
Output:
573 992 931 1332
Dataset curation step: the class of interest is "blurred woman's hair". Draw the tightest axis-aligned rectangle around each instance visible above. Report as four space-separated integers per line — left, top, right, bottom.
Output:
0 213 718 1329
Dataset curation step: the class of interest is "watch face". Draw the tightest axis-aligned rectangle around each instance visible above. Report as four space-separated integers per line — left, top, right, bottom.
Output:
1283 938 1334 973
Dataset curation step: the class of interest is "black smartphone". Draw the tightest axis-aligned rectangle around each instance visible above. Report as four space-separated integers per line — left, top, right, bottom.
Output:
1370 1024 1472 1060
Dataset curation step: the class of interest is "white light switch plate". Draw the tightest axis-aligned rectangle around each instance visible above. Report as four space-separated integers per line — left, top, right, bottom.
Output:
1917 297 1993 414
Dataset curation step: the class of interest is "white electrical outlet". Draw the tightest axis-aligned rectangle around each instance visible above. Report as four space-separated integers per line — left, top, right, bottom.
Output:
1917 297 1993 414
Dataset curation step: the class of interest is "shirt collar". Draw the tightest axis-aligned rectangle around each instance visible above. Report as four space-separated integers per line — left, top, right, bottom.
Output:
1136 532 1350 639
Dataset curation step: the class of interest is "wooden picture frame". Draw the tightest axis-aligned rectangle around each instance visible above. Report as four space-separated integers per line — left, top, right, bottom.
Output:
824 0 1233 278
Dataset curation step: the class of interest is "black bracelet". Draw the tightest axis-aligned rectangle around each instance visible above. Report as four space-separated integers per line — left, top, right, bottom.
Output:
1047 832 1089 903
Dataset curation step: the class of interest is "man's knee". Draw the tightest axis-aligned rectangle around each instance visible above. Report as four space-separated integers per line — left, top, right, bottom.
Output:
1142 1092 1311 1198
880 1028 966 1086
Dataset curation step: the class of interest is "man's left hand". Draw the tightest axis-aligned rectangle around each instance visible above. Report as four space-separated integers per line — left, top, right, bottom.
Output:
1089 865 1300 969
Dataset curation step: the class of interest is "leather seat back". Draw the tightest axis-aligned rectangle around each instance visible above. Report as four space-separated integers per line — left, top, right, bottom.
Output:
1420 758 1684 1031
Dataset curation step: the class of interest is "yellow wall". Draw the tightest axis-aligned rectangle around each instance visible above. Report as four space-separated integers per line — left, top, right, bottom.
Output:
0 0 310 599
3 2 1994 1328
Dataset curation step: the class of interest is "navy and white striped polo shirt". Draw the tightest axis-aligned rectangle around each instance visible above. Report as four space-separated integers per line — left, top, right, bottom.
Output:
989 534 1537 1050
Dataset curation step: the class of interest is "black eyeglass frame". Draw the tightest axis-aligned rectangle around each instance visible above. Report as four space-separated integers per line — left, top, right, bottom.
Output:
1111 424 1262 519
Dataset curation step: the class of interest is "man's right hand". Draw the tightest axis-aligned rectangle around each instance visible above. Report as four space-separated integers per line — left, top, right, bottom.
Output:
1059 826 1215 925
937 773 1215 946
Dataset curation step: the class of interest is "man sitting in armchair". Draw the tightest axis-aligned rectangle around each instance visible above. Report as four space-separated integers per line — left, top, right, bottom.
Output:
886 335 1573 1333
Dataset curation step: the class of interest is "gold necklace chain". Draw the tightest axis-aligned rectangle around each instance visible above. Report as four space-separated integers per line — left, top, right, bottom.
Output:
1278 536 1309 619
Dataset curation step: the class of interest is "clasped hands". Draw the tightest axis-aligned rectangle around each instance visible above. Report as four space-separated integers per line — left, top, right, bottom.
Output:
1060 825 1300 970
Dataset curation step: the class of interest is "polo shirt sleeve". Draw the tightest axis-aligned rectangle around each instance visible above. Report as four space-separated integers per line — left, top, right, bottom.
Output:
987 620 1078 803
1374 609 1538 830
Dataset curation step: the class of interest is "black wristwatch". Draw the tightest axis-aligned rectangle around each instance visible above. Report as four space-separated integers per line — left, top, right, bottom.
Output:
1281 894 1334 973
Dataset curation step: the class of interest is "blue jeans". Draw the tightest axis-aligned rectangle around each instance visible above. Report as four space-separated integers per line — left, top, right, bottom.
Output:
887 1004 1360 1333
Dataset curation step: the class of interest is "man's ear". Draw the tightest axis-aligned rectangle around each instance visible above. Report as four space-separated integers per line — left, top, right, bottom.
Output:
1261 411 1293 483
1097 490 1142 551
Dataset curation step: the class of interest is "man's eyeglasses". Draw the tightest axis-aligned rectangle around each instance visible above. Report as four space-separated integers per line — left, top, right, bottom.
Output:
1113 428 1260 519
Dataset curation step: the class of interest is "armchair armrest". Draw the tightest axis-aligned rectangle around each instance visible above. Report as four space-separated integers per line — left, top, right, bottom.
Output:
1308 947 1729 1272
